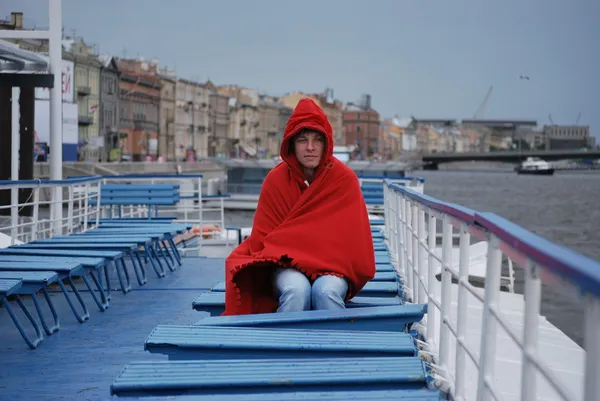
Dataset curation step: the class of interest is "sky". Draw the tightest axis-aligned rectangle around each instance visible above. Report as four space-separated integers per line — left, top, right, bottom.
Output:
2 0 599 139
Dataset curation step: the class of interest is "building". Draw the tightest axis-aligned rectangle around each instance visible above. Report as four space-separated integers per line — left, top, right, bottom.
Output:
208 90 230 157
343 97 381 158
543 125 594 150
174 78 210 160
98 55 121 161
157 74 176 161
216 84 258 105
63 37 102 161
278 106 293 153
228 101 260 158
309 89 344 145
380 118 407 158
257 99 283 157
117 58 161 160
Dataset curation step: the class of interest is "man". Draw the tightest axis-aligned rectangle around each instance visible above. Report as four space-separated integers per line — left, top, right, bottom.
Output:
223 98 375 315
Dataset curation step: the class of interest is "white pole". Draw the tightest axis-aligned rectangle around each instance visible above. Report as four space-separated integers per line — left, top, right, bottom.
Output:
10 87 20 244
49 0 63 235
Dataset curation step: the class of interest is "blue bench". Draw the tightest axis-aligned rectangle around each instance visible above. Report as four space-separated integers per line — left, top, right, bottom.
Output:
0 249 130 294
33 236 168 278
193 304 426 332
191 292 404 316
0 278 43 349
67 233 177 273
0 271 60 337
145 325 417 360
110 357 432 397
0 261 94 322
12 242 147 287
90 184 181 218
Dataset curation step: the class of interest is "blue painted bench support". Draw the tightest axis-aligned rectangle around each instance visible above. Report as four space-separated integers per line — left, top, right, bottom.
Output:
145 325 417 361
0 279 43 349
193 304 426 332
0 271 60 336
0 261 93 322
0 249 130 294
110 357 431 397
191 292 403 316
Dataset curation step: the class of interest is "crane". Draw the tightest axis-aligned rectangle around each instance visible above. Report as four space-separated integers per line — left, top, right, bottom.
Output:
474 86 493 119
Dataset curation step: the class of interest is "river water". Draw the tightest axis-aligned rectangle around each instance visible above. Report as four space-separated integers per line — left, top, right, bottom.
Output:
225 170 600 346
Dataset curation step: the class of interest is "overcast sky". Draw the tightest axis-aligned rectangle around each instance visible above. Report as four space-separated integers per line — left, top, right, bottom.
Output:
3 0 598 139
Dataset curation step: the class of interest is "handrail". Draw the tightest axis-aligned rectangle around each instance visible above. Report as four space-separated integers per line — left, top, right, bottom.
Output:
0 176 103 187
383 178 598 401
474 212 600 298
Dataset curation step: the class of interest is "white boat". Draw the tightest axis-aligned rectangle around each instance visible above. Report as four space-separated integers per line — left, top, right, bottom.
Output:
515 157 555 175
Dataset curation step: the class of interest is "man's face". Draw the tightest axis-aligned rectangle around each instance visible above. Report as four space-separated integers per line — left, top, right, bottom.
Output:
293 130 326 171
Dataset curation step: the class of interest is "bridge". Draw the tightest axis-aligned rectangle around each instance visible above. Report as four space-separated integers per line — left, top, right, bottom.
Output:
422 149 600 169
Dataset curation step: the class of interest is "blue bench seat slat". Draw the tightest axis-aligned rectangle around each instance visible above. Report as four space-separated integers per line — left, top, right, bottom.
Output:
100 191 180 197
0 278 21 294
145 325 417 360
0 255 105 269
372 271 397 281
99 216 177 221
193 304 426 332
109 357 429 397
101 184 179 190
13 243 137 250
113 389 442 400
191 292 403 316
0 271 58 285
0 248 122 260
90 198 179 206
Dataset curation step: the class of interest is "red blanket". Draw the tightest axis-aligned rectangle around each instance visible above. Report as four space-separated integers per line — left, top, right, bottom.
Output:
223 98 375 315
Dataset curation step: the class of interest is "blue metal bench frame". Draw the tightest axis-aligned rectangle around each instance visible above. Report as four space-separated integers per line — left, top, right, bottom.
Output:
0 271 60 336
0 261 95 322
0 278 43 349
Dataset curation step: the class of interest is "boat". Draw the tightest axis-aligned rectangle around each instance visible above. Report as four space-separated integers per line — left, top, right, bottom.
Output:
515 157 556 175
2 5 599 400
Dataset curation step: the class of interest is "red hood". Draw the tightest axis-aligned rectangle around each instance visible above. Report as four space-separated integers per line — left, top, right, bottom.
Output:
280 98 334 181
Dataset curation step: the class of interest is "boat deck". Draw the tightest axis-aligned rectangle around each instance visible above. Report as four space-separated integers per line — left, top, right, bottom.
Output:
0 255 225 401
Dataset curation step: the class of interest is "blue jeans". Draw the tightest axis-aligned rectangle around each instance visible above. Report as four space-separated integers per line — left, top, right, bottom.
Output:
274 267 348 312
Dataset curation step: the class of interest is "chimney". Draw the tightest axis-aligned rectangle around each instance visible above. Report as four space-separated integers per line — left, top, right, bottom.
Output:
11 12 24 29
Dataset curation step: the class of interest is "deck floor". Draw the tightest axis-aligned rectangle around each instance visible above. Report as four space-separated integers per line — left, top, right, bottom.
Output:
0 256 225 401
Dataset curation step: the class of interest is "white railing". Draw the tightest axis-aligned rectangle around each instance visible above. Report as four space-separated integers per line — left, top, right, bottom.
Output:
0 176 102 244
0 174 231 252
98 174 231 252
383 179 599 401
